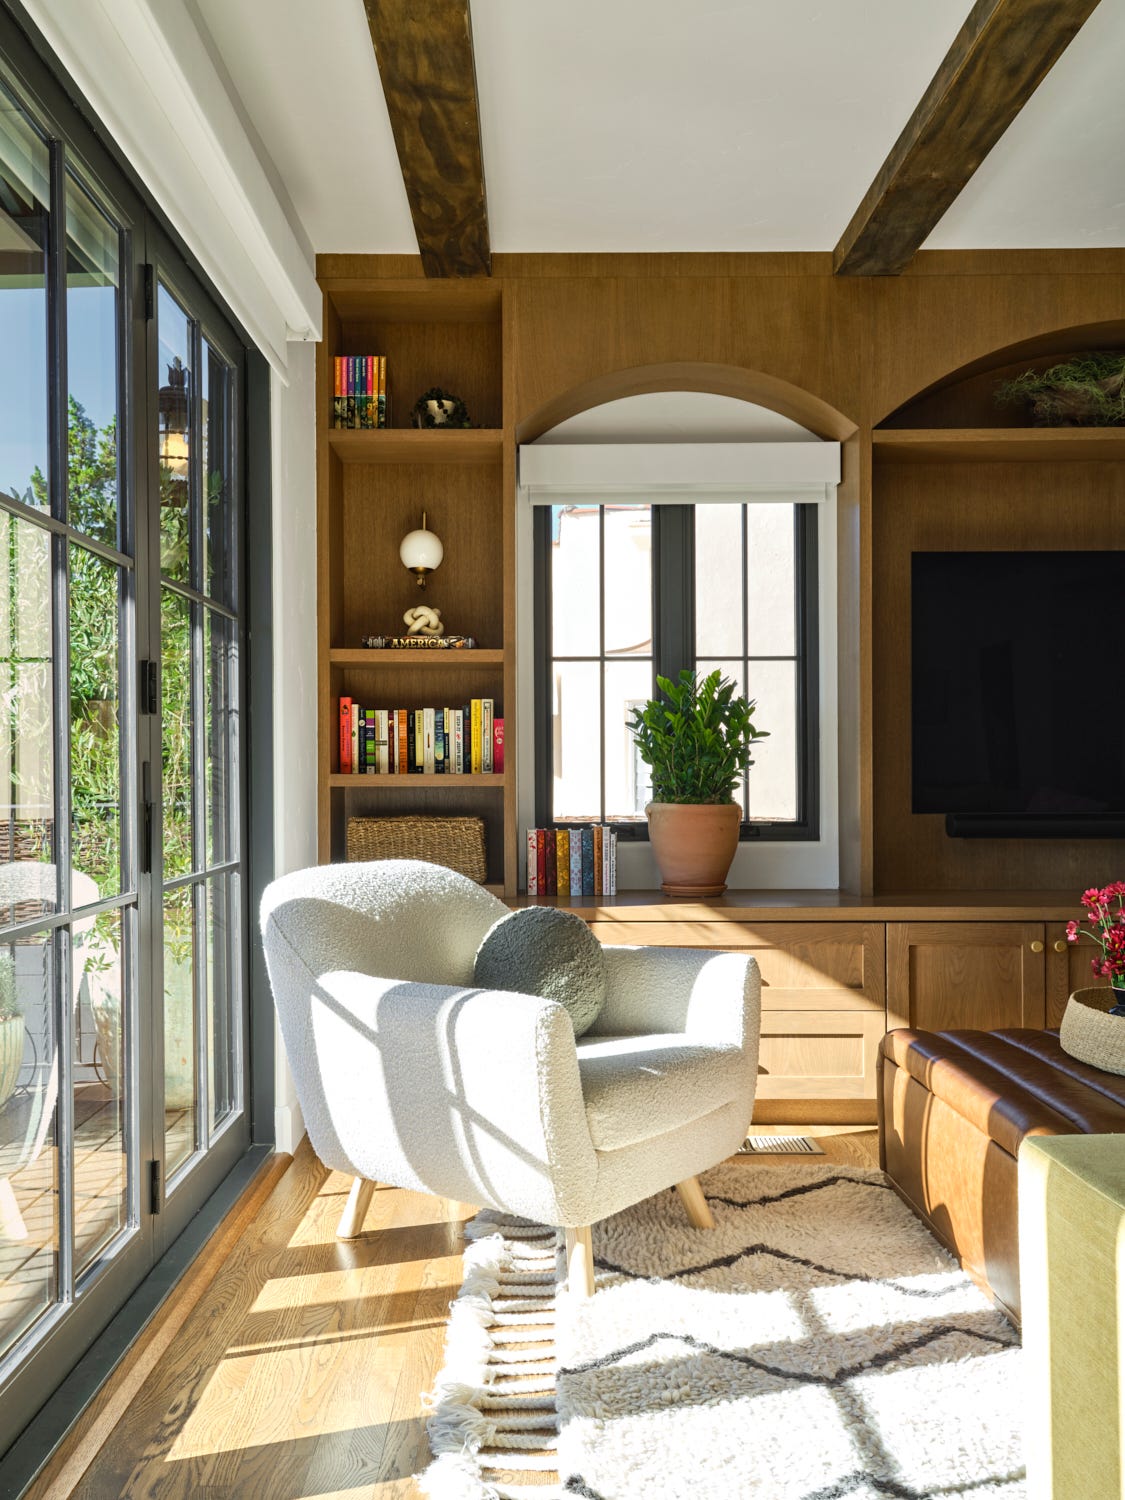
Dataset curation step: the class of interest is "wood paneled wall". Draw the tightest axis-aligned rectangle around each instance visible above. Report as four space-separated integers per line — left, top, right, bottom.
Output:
318 250 1125 895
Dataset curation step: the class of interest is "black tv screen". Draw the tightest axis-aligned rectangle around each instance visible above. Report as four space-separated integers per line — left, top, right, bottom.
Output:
912 551 1125 830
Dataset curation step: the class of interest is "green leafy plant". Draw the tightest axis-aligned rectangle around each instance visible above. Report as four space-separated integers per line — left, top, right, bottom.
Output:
995 352 1125 427
627 669 768 805
0 953 20 1023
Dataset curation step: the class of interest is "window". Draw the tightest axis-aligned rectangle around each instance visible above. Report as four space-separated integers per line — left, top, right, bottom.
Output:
0 34 252 1448
535 499 819 839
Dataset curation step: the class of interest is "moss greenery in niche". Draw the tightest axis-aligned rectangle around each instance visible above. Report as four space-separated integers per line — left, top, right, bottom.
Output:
995 352 1125 427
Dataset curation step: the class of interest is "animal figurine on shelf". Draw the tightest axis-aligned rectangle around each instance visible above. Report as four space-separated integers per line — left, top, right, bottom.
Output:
403 605 445 638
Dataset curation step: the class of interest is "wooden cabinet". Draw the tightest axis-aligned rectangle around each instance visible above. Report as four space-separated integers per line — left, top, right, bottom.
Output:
1045 922 1088 1028
589 920 886 1107
886 922 1046 1034
316 276 516 891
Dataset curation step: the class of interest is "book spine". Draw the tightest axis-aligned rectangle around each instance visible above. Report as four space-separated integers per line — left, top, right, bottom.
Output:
411 708 422 772
375 709 388 774
454 709 463 773
581 828 594 897
347 356 356 428
397 710 408 773
593 825 603 896
333 357 347 428
338 696 352 773
423 707 435 773
378 354 386 429
364 355 376 430
407 709 415 771
569 830 582 893
493 717 504 774
470 699 482 774
544 829 557 896
435 708 445 773
557 829 570 895
609 829 617 895
601 824 611 892
364 709 376 775
482 699 493 774
350 702 359 774
387 709 396 774
536 830 547 896
526 829 538 895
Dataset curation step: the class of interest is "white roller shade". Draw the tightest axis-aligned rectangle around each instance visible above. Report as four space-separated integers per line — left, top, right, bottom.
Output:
518 441 840 505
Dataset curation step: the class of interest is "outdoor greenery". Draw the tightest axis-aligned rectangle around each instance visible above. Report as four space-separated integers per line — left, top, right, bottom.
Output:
0 953 19 1022
627 668 768 805
995 353 1125 426
16 397 196 907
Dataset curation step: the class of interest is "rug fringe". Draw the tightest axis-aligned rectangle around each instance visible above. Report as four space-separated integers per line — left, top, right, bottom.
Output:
419 1221 562 1500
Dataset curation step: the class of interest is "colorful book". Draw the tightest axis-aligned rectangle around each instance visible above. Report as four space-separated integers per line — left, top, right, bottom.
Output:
581 828 594 896
592 826 603 896
536 830 547 896
601 824 611 891
378 354 386 429
423 707 435 774
375 709 389 774
569 830 583 893
526 830 538 895
363 709 376 775
608 829 617 896
557 829 570 895
493 718 504 774
544 830 557 896
482 699 493 774
339 696 352 774
397 711 408 773
470 699 482 774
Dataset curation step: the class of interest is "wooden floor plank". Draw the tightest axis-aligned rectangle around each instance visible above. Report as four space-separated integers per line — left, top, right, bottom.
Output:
33 1126 880 1499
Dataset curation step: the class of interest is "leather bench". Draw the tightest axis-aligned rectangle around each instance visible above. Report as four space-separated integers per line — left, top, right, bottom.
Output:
878 1027 1125 1322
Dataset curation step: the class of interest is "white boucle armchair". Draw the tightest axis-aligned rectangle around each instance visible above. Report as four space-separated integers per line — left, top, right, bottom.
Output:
260 859 761 1295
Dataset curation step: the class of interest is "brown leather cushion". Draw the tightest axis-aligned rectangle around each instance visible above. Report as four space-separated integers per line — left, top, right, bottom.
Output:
881 1028 1125 1156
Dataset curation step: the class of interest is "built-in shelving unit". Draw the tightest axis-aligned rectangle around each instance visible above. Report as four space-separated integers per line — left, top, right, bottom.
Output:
873 427 1125 463
316 270 515 890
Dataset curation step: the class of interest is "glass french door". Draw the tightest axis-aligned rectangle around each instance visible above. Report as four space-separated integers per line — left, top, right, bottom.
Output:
0 52 249 1444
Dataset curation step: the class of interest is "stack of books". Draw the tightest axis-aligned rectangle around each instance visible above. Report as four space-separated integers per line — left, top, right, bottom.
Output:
526 827 618 897
339 699 502 775
332 356 387 429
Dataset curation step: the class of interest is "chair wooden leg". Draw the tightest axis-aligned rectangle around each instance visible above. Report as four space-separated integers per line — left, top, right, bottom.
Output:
564 1225 595 1299
336 1175 377 1240
675 1176 715 1229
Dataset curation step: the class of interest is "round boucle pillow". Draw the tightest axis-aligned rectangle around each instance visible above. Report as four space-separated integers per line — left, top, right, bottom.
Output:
473 906 606 1038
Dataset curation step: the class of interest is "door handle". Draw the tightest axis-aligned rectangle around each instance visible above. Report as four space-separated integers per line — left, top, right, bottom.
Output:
1029 940 1044 954
1053 940 1068 953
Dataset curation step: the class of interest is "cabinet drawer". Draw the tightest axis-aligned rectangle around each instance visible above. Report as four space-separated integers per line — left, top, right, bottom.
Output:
588 920 886 1013
757 1009 883 1101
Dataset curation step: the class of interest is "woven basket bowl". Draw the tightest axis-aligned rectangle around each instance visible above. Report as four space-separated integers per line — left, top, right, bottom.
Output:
1059 986 1125 1076
345 814 487 885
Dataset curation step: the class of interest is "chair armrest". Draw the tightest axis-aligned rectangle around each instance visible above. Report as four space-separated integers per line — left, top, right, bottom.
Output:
597 945 761 1053
268 943 599 1224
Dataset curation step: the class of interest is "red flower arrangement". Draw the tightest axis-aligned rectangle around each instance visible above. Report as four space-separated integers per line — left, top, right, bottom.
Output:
1066 882 1125 988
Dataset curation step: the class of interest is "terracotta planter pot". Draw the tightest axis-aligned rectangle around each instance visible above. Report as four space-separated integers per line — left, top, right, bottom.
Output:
646 801 741 896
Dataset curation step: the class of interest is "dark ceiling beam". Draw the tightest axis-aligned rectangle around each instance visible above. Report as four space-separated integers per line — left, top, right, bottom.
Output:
834 0 1102 276
362 0 491 277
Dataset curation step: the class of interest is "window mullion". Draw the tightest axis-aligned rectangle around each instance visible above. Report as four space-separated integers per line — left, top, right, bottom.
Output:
653 505 694 684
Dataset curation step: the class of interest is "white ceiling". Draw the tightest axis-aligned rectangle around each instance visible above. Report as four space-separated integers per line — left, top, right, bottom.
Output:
193 0 1125 256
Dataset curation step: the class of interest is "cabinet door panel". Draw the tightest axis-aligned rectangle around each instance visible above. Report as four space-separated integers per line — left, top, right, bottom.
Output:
588 921 886 1013
1045 921 1094 1028
887 922 1046 1034
757 1010 884 1100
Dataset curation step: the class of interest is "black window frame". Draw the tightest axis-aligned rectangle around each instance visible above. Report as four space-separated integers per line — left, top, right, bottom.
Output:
534 501 820 842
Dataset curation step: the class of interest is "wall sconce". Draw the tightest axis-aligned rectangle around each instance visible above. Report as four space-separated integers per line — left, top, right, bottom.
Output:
399 512 444 589
158 356 190 474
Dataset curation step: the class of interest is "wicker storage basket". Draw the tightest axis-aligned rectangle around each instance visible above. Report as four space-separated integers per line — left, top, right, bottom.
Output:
1060 986 1125 1076
346 815 487 884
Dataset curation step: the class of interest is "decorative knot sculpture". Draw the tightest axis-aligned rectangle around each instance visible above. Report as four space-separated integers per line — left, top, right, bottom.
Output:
403 605 445 638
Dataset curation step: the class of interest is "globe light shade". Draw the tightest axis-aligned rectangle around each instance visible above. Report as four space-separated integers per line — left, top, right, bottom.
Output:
399 518 444 588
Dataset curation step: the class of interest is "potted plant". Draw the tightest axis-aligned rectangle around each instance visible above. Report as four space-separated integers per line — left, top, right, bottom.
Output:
1060 882 1125 1074
995 353 1125 426
0 953 23 1111
628 669 768 895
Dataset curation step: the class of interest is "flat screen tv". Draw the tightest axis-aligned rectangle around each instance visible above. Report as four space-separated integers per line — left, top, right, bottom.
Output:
911 550 1125 838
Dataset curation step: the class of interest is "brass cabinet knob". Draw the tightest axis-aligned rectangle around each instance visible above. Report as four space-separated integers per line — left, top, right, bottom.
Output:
1030 940 1044 954
1053 939 1068 953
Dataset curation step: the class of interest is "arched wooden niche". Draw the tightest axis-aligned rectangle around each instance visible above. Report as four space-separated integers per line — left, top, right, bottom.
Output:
880 320 1125 430
516 361 857 445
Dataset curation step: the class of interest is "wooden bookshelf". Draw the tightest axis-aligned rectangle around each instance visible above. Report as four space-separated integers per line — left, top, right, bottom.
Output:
317 272 515 891
872 427 1125 463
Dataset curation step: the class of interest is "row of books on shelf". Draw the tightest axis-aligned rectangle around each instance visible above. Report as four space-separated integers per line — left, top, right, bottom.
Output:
332 355 388 429
338 698 503 775
526 827 617 897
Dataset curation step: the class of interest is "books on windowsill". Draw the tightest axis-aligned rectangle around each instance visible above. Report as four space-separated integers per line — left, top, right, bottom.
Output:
332 355 387 429
525 826 617 898
338 698 503 775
